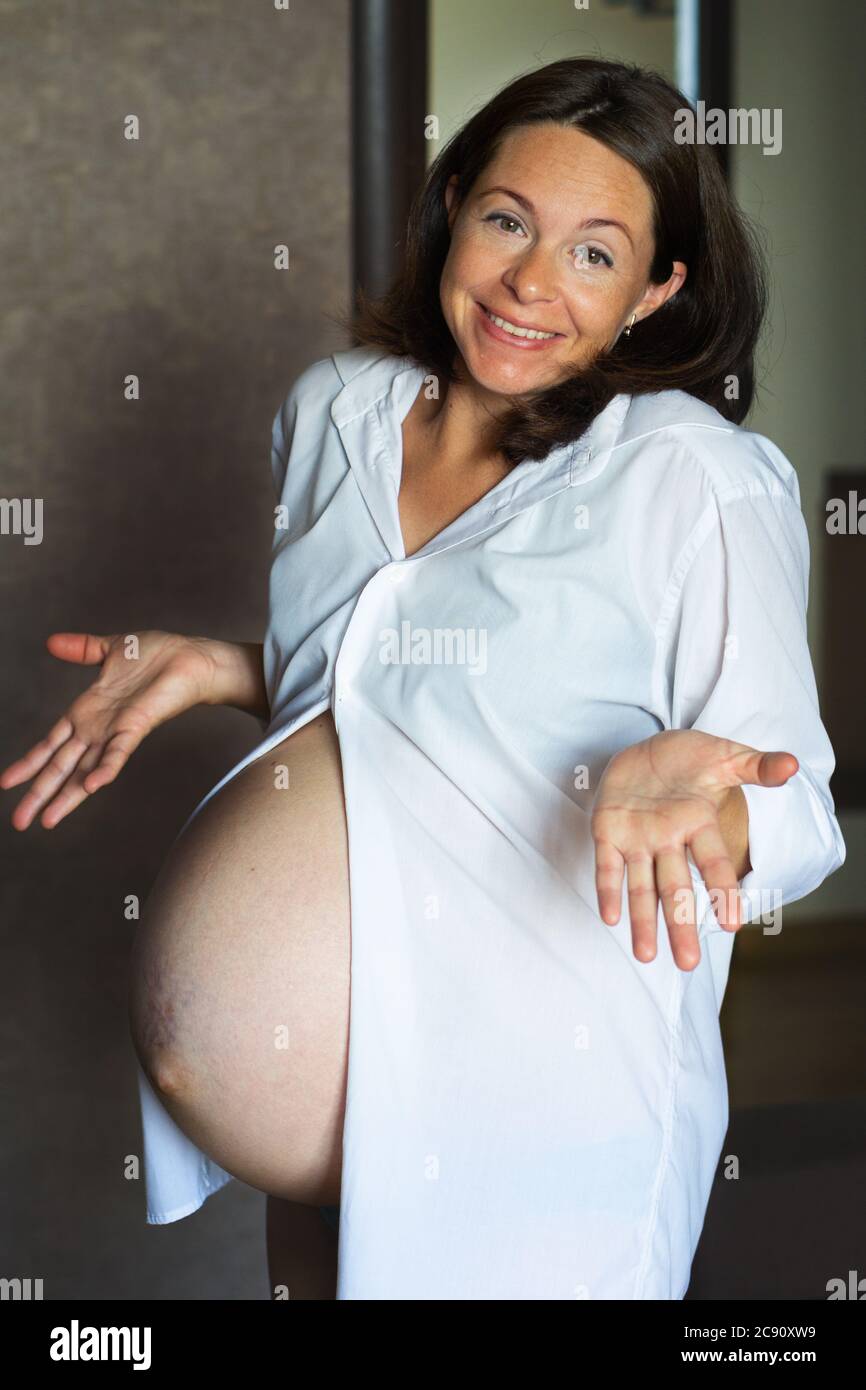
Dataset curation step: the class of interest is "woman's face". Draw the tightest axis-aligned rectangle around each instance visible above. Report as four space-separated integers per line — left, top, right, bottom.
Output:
440 122 686 397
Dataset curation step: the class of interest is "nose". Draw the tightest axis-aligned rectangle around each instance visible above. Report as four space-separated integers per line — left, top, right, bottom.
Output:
501 242 560 303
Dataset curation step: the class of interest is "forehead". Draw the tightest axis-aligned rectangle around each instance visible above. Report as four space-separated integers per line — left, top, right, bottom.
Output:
477 122 654 230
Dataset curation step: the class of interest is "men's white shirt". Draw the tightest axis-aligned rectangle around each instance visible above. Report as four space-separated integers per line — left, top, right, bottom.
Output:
136 344 845 1299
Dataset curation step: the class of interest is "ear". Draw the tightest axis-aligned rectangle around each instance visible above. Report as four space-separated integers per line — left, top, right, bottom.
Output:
633 260 688 325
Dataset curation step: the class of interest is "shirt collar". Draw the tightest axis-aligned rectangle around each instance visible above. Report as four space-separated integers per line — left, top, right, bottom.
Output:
329 346 632 560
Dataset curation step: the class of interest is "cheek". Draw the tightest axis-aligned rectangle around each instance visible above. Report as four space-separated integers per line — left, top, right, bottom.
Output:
564 278 629 328
449 223 534 291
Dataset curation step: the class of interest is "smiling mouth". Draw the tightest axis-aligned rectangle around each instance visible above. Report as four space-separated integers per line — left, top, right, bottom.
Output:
477 301 563 342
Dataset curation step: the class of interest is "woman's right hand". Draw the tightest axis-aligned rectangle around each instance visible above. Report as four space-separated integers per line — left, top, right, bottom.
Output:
0 631 221 831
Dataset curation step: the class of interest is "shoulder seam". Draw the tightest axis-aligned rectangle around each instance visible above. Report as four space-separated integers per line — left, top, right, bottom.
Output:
609 420 734 461
610 420 800 507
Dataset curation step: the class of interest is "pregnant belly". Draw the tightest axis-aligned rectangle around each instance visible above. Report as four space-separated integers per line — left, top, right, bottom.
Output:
128 711 351 1204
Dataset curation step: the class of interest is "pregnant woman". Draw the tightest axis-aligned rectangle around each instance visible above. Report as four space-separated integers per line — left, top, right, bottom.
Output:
3 58 845 1300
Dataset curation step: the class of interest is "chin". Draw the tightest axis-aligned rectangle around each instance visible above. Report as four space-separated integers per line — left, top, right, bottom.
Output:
459 337 547 382
467 354 566 397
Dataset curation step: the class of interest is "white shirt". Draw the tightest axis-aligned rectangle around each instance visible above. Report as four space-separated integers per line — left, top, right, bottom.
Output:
136 344 845 1299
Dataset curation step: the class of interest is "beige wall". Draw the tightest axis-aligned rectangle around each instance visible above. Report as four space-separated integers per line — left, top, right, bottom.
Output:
1 0 351 1298
429 0 862 918
732 0 866 915
429 0 674 159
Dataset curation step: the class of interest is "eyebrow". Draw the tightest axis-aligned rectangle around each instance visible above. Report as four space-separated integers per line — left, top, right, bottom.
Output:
478 185 635 251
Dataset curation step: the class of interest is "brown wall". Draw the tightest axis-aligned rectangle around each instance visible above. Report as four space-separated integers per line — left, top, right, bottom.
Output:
0 0 350 1297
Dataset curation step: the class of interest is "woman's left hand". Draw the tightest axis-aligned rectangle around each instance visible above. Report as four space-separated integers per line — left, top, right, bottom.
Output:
590 730 799 970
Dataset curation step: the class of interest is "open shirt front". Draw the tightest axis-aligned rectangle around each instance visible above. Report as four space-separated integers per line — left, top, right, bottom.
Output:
136 345 845 1299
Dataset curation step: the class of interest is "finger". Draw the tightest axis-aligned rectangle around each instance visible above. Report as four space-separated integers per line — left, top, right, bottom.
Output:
45 632 111 666
728 747 799 791
0 715 76 791
625 852 659 963
81 728 143 792
654 848 701 971
688 821 741 932
594 837 626 925
39 743 108 829
11 735 89 831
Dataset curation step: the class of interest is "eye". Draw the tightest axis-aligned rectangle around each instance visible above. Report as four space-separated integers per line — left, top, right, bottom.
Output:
572 242 614 270
483 212 527 236
484 215 614 269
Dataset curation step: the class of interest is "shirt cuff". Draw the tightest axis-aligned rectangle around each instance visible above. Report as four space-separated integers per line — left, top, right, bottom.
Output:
736 768 846 926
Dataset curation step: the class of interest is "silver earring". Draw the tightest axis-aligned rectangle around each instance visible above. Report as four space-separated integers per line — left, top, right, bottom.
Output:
623 312 637 338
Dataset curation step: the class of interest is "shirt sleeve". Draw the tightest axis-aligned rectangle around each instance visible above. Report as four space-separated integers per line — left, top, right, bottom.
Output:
271 380 300 498
654 482 846 926
260 383 302 731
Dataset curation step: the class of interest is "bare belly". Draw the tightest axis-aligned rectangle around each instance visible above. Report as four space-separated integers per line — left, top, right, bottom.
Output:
128 711 351 1206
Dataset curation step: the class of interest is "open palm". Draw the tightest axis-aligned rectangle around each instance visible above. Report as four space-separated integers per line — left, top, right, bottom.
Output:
591 728 798 968
1 630 217 831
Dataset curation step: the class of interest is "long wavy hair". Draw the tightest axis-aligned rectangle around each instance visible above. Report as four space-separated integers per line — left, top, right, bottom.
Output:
332 56 769 468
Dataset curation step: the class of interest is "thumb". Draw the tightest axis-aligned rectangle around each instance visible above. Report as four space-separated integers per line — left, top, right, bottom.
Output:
45 632 111 666
732 746 799 789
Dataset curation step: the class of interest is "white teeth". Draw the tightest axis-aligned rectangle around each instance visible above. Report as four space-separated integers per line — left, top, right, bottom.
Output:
483 307 557 340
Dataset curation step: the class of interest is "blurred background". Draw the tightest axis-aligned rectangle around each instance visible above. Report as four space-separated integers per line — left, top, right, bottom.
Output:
1 0 863 1299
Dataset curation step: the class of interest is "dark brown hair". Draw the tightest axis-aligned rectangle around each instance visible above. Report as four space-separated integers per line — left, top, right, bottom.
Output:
333 56 769 467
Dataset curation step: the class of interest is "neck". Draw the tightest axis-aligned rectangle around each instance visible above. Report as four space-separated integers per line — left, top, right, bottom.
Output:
414 357 513 472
